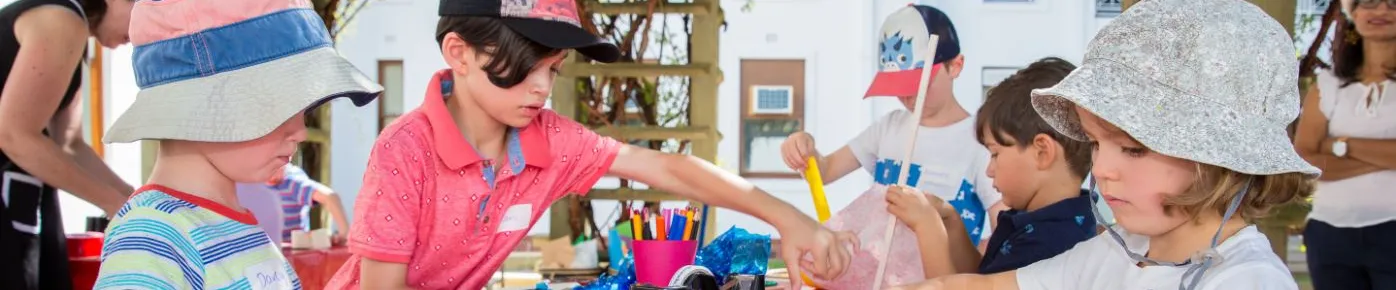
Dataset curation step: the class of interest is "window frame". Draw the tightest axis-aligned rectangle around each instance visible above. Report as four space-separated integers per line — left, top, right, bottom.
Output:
377 59 405 132
738 59 806 179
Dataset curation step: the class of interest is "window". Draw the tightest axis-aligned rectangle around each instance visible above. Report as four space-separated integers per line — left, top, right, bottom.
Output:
750 86 794 115
1096 0 1123 17
981 67 1021 103
739 59 805 178
378 60 405 131
1298 0 1332 15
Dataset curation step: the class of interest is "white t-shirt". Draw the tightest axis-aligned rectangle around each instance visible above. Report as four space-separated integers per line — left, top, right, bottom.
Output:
1016 225 1297 290
847 110 1002 243
1309 69 1396 228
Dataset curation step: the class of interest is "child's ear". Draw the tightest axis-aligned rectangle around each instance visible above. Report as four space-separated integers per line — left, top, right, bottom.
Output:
1032 133 1057 170
440 32 476 77
946 55 965 79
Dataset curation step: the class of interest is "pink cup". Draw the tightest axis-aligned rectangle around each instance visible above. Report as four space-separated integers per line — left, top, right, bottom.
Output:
632 240 699 286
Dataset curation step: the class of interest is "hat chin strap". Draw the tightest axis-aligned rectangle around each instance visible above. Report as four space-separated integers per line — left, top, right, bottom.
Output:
1088 176 1253 290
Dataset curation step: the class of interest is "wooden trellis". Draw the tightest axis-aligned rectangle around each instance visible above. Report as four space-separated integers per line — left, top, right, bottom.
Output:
548 0 725 243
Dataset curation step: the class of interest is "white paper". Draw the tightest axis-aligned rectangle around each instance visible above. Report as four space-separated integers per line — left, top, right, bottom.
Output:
496 204 533 233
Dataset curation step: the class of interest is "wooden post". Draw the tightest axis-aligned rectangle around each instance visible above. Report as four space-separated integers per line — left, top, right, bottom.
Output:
550 54 580 240
551 0 727 243
690 0 723 243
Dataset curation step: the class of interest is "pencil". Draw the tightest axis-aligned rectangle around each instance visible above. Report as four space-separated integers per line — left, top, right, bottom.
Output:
682 209 695 241
657 210 668 241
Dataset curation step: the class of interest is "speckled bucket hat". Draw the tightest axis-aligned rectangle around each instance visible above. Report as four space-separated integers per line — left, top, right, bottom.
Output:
1030 0 1321 177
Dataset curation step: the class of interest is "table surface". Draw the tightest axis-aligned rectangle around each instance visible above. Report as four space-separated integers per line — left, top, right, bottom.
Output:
283 246 352 290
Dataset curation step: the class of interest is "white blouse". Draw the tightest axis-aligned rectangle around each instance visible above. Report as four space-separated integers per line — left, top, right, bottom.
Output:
1309 69 1396 228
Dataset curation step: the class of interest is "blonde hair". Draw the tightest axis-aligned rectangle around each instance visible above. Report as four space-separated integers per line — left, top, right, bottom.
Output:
1168 165 1314 222
1094 120 1316 221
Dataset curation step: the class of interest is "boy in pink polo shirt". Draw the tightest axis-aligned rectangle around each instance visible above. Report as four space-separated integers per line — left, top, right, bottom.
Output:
325 0 858 289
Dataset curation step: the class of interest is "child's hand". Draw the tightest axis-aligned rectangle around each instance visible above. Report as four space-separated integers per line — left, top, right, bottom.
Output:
781 131 818 170
885 185 955 232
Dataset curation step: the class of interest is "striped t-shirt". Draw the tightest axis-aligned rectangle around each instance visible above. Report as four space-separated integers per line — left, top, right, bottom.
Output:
268 164 329 241
95 185 302 290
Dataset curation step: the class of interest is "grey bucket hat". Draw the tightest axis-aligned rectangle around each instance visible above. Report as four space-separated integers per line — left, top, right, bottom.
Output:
1030 0 1321 177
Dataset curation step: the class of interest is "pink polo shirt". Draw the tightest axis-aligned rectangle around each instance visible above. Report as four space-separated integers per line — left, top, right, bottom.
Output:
326 70 621 289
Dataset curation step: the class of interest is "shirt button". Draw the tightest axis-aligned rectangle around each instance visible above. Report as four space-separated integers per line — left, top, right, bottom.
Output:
514 192 521 197
453 219 461 225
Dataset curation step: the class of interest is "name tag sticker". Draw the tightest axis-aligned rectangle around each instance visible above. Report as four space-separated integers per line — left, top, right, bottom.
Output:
244 259 293 290
496 204 533 233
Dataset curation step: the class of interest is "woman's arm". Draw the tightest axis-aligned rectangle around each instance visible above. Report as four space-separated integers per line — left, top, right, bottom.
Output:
0 7 125 215
1333 137 1396 170
49 94 134 195
608 145 855 288
1292 86 1383 179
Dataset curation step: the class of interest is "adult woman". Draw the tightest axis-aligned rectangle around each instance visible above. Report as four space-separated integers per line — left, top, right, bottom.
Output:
0 0 135 288
1295 0 1396 289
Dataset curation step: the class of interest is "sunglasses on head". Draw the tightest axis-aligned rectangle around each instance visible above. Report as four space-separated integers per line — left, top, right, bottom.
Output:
1356 0 1396 9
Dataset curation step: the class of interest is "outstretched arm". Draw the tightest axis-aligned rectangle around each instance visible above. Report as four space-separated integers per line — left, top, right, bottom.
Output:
608 144 857 289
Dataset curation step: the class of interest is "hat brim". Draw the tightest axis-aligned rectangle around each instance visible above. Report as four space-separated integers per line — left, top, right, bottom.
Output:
501 18 621 63
863 65 939 98
104 47 382 144
1030 59 1319 176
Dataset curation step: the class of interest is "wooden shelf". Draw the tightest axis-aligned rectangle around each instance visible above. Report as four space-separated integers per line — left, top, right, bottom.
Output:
560 63 720 79
591 125 720 141
586 188 682 202
583 1 712 16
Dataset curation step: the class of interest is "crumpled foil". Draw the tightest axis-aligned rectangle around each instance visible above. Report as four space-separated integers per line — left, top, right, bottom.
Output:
694 226 771 285
573 255 636 290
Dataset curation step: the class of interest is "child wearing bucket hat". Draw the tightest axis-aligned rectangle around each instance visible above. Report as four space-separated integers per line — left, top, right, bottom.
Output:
889 0 1318 289
92 0 382 288
326 0 855 289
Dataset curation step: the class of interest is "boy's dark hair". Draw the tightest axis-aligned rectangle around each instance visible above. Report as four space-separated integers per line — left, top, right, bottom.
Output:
975 57 1091 179
1332 11 1396 86
436 16 563 88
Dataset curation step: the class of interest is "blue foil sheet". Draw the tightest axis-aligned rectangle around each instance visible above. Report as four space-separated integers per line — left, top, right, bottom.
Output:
694 226 771 284
574 255 636 290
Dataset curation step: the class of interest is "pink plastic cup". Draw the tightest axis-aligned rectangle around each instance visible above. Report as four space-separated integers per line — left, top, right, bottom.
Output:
632 240 699 286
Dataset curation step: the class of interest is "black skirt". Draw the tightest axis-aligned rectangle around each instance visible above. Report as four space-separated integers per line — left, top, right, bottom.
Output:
0 167 73 290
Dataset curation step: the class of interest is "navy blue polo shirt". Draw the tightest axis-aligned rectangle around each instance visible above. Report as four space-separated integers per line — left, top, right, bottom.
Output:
977 190 1097 274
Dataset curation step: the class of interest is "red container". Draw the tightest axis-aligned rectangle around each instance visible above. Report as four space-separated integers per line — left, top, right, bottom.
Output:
67 232 104 258
632 240 698 287
67 232 105 290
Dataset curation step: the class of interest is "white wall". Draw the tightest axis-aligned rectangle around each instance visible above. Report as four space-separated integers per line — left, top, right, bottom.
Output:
709 0 879 236
330 0 444 222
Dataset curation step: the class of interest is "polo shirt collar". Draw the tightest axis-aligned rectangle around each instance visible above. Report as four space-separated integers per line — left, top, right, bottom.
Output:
1005 189 1094 227
422 69 551 171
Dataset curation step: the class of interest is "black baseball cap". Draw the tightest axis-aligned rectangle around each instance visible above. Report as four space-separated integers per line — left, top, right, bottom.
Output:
440 0 622 63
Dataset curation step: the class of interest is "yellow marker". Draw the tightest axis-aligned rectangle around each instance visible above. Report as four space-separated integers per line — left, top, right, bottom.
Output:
804 156 831 222
802 156 829 288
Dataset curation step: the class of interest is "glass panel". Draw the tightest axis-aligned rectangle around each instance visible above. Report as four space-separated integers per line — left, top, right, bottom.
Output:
1096 0 1122 17
741 118 801 174
382 62 405 115
755 88 791 111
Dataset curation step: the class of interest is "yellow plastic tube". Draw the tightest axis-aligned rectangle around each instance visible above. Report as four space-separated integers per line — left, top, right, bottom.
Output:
802 156 829 288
